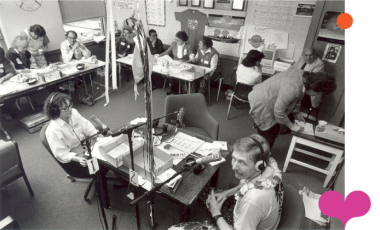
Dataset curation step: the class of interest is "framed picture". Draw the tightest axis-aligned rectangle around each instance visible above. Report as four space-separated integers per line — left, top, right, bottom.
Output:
204 0 215 9
322 43 342 63
317 11 344 45
231 0 245 11
295 3 316 17
191 0 201 7
178 0 188 6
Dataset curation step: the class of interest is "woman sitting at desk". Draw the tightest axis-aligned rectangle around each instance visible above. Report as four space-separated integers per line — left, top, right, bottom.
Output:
159 31 194 95
6 36 32 73
236 50 264 86
0 47 16 84
116 26 135 58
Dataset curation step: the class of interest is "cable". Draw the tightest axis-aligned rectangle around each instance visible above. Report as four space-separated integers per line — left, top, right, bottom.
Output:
117 181 132 229
96 189 105 230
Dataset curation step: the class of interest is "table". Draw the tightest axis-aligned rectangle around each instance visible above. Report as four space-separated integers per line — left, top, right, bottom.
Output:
116 56 213 105
98 124 230 223
0 61 106 140
283 129 345 188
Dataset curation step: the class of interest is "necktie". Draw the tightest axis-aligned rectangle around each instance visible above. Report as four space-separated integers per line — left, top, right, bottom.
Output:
301 62 307 70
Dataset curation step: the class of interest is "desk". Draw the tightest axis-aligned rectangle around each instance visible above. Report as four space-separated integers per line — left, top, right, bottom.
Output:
116 56 213 105
98 125 230 223
283 129 345 188
0 61 106 140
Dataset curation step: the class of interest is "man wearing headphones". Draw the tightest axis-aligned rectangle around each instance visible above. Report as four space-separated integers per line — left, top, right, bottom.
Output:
170 135 283 230
60 30 91 63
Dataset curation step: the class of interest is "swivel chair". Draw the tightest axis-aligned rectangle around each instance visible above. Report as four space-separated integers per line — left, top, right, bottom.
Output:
277 183 305 230
40 121 94 202
164 93 219 140
0 140 34 196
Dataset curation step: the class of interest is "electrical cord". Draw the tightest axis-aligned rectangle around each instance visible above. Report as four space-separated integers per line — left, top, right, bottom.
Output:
96 190 105 230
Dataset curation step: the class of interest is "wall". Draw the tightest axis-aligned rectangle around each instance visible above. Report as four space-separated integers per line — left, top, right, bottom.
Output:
0 0 65 51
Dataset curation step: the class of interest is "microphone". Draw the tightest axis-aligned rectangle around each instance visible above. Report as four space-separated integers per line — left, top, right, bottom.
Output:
185 153 222 167
176 108 185 128
91 115 112 135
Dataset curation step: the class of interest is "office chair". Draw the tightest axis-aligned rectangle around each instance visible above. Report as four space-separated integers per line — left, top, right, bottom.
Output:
277 184 305 230
0 140 34 196
0 216 20 230
40 121 94 202
226 81 255 120
164 93 219 140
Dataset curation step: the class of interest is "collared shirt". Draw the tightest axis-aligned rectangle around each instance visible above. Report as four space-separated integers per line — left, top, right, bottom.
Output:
6 47 31 70
195 48 218 70
236 64 262 85
60 40 91 63
177 43 185 59
45 108 97 163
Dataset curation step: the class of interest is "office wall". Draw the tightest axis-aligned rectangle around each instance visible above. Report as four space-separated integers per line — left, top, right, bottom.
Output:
0 0 65 51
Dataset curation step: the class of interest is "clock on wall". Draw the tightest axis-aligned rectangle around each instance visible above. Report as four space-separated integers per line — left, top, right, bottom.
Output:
14 0 42 12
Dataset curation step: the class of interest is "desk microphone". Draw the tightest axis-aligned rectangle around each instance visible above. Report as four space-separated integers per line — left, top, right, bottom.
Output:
176 107 185 128
185 153 222 167
91 115 112 135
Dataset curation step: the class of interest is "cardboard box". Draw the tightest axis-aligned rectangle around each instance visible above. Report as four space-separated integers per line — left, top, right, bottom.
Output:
273 58 294 72
98 135 143 168
180 66 206 80
123 142 173 183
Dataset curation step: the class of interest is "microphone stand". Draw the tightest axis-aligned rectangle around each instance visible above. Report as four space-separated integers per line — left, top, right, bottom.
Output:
110 111 179 230
81 131 109 230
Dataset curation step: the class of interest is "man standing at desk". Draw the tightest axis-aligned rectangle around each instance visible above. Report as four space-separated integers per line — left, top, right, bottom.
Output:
248 69 336 149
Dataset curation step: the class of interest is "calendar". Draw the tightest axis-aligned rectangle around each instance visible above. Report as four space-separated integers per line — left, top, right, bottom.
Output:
170 132 204 154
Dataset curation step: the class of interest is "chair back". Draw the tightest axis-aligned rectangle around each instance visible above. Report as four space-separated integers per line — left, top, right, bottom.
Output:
277 184 305 229
40 121 91 179
0 140 23 186
164 93 219 140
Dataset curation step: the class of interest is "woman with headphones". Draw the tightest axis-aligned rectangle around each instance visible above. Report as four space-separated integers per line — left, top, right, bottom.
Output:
169 134 283 230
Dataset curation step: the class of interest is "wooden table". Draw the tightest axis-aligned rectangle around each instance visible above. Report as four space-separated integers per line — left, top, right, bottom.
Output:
98 124 230 222
0 61 106 140
116 56 214 105
283 128 345 188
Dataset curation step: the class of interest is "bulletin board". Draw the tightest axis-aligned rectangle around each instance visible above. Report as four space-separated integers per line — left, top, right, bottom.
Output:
145 0 166 27
245 0 314 61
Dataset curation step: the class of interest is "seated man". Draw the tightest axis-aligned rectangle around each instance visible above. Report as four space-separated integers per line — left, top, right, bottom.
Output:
192 36 221 95
146 29 164 55
169 134 283 230
60 30 95 106
116 26 135 58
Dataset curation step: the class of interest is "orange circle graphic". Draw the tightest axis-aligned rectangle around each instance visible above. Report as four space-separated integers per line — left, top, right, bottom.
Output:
337 13 353 29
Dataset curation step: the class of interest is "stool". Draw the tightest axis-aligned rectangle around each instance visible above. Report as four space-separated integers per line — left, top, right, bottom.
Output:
283 134 344 188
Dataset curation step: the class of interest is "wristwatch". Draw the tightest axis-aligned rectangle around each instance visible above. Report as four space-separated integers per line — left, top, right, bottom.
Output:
213 214 223 222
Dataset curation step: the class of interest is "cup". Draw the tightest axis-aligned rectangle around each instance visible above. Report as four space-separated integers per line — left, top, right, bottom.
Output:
38 49 43 54
189 54 195 62
318 120 327 127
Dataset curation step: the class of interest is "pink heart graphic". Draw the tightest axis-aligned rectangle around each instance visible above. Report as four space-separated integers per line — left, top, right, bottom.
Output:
319 191 371 227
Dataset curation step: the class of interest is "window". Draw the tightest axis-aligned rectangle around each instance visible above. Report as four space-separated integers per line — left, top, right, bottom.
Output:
59 0 106 42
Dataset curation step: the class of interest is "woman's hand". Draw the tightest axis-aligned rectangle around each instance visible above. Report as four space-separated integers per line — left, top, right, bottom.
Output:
207 190 226 217
78 157 88 167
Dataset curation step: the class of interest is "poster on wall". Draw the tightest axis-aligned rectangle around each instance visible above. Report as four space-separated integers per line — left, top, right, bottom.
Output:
295 3 315 17
322 43 341 63
317 11 344 45
116 0 134 10
145 0 165 27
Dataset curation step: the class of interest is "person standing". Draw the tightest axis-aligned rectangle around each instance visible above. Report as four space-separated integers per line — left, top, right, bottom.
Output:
248 69 336 149
20 24 50 69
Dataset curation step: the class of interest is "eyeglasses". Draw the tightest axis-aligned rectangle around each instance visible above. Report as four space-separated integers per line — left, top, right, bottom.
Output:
61 101 73 112
67 36 77 40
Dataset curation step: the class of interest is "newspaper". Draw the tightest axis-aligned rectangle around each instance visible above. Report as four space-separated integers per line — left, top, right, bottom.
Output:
299 187 330 226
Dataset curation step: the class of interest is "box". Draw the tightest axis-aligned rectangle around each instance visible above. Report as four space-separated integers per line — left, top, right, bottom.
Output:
20 112 50 133
39 70 62 83
98 135 143 168
123 142 173 183
180 66 206 80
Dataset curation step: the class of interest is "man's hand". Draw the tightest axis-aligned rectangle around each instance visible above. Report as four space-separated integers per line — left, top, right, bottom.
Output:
214 190 229 202
294 112 305 123
207 190 226 217
290 125 304 133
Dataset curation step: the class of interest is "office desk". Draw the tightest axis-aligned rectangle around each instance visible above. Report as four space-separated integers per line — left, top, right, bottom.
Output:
0 61 106 140
116 56 213 105
98 125 230 222
283 129 345 188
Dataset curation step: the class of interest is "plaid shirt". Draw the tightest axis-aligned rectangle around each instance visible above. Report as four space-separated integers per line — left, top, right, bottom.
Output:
248 69 305 131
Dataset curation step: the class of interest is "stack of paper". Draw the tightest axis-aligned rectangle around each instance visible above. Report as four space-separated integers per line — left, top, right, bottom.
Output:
170 132 205 154
300 187 330 226
156 168 182 193
295 120 314 136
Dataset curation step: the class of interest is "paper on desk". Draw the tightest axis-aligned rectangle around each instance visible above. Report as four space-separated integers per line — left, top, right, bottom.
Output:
295 120 314 136
214 141 228 151
130 117 147 125
138 175 152 190
61 67 79 75
93 36 106 43
195 142 222 157
156 142 188 165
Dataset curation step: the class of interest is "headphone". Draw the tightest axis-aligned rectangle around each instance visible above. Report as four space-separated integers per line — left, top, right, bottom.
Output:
250 136 267 172
50 92 60 114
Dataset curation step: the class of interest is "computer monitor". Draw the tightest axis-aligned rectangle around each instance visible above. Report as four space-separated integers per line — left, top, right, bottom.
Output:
260 49 277 68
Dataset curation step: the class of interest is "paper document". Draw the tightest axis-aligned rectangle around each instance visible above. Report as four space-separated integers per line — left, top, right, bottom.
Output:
295 120 314 136
170 132 205 154
195 142 222 157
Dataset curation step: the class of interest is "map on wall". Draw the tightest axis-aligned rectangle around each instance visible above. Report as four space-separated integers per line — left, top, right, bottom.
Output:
249 0 298 27
145 0 165 27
